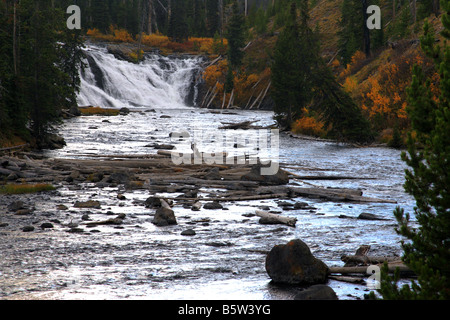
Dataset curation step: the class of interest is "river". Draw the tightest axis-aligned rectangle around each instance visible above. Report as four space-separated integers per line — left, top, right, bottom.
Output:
0 45 416 300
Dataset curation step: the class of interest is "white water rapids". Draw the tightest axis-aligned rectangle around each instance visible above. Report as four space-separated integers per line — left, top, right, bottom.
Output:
77 45 202 109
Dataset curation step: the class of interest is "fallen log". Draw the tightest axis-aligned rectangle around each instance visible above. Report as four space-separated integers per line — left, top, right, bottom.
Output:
289 175 375 180
218 120 258 130
341 255 400 265
328 275 365 284
328 264 413 276
0 144 29 153
255 210 297 227
156 149 228 159
289 187 397 204
84 214 126 227
166 193 288 202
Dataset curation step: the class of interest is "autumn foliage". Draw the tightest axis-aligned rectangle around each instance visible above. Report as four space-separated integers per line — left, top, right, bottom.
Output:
87 27 227 55
337 45 439 143
292 114 326 137
202 58 271 108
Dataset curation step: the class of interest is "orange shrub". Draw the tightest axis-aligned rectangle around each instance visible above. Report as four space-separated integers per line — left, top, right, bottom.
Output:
339 50 367 79
141 33 170 47
111 26 134 42
292 116 326 137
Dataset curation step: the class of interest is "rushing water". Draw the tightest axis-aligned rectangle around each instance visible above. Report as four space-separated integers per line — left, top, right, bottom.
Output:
0 46 416 300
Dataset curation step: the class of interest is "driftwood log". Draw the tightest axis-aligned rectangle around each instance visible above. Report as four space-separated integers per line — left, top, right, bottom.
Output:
341 255 401 266
255 210 297 227
328 263 412 276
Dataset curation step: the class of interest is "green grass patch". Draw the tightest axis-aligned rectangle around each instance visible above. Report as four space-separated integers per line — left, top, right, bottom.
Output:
0 183 56 194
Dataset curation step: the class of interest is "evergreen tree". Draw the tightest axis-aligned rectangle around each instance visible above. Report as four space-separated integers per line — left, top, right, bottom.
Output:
168 0 189 43
378 1 450 299
0 0 85 147
338 0 383 65
92 0 110 33
206 0 220 37
226 0 246 68
271 0 373 141
271 1 314 128
338 0 364 65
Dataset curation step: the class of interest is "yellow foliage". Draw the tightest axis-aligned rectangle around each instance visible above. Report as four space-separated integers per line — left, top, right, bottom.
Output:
141 32 170 48
292 116 326 137
79 107 120 116
343 76 358 93
339 50 367 79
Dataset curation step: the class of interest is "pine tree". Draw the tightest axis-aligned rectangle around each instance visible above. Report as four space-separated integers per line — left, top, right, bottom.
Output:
168 0 189 43
271 2 306 128
0 0 85 147
206 0 220 37
92 0 110 33
378 1 450 299
226 0 246 68
271 0 373 141
338 0 383 65
338 0 364 65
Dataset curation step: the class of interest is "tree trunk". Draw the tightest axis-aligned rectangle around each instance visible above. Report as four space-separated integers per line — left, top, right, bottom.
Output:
392 0 396 20
362 0 371 57
13 1 17 76
148 0 153 34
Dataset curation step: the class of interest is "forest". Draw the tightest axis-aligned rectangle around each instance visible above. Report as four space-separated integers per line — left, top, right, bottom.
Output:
0 0 443 148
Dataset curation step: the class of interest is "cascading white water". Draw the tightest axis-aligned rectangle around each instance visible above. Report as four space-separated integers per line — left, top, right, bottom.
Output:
77 45 203 109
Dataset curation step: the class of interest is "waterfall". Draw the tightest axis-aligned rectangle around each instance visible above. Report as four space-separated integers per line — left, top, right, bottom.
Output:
77 45 203 110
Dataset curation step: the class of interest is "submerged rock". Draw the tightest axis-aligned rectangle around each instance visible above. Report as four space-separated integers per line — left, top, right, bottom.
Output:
203 201 223 210
8 201 25 212
294 285 338 300
181 229 196 236
358 212 386 220
74 200 101 209
265 239 328 285
22 226 35 232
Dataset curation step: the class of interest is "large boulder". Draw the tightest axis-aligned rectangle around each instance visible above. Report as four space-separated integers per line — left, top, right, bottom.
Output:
241 163 288 185
265 239 328 285
152 207 177 226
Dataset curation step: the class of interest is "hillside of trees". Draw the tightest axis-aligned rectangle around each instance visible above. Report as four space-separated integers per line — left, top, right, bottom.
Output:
0 0 445 147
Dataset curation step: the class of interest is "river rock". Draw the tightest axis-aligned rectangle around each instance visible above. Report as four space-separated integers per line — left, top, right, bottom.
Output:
181 229 196 236
203 201 223 210
107 171 133 184
204 167 222 180
358 212 386 220
152 207 177 226
145 197 162 208
40 222 54 229
265 239 328 285
294 285 338 300
15 209 33 216
8 201 25 212
241 163 288 185
22 226 35 232
74 200 101 209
